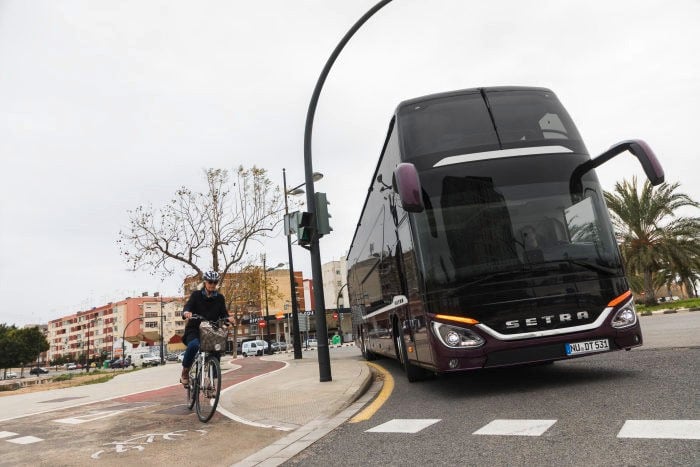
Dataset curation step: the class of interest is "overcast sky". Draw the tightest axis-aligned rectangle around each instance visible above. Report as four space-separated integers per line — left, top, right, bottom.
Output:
1 0 698 327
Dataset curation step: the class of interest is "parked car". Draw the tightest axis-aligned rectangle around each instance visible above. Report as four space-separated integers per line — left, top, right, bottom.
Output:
165 353 179 362
29 367 49 375
241 340 268 357
140 355 161 367
109 357 131 369
4 372 18 379
305 338 318 349
271 341 287 352
177 352 185 363
66 363 78 370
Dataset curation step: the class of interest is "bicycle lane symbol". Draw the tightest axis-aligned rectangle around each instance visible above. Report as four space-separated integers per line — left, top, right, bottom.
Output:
90 429 207 459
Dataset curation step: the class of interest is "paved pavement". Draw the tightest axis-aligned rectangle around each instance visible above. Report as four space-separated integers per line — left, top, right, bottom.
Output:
225 345 376 466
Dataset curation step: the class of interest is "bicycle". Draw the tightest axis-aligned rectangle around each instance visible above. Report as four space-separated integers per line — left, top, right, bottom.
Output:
184 315 229 422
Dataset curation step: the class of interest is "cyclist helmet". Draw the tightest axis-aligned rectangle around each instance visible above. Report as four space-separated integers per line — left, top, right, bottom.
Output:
203 270 220 283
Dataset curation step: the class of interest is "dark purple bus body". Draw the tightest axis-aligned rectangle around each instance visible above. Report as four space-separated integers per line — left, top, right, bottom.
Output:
348 87 661 381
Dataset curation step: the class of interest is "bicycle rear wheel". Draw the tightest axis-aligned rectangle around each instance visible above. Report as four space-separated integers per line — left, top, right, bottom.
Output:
186 363 198 410
195 355 221 422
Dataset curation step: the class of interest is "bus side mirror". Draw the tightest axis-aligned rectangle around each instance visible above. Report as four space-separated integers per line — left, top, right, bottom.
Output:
623 140 665 186
570 139 665 201
393 162 424 213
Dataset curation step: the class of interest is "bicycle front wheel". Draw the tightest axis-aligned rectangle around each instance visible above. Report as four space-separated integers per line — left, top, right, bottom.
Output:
195 355 221 422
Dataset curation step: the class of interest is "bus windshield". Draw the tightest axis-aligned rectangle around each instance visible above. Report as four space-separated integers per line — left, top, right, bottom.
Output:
412 160 623 292
399 88 587 163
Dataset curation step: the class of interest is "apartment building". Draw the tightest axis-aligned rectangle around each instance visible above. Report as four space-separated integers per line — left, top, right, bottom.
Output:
46 295 185 363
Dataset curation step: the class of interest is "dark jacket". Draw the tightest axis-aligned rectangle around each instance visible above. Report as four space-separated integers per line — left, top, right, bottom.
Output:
182 289 228 344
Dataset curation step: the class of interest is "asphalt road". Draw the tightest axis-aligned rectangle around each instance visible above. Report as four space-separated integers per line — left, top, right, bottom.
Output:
286 312 700 466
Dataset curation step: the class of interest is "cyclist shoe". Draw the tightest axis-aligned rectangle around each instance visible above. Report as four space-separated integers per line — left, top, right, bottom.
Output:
180 367 189 386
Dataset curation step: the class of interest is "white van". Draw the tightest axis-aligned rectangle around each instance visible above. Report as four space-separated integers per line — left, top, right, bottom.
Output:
241 340 268 357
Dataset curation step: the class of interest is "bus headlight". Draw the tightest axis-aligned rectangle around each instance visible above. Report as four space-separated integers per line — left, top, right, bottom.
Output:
431 322 485 348
611 301 638 329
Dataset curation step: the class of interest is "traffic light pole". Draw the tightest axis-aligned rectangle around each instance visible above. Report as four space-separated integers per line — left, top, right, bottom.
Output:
283 168 303 360
303 0 393 382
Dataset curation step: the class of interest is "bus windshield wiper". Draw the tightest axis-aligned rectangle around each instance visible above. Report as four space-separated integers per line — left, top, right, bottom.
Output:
564 259 619 275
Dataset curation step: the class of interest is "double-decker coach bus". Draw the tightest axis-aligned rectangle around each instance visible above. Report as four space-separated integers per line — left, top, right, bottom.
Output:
348 86 664 381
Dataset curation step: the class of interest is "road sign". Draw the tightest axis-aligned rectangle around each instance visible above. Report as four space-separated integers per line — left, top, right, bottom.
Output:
297 314 309 332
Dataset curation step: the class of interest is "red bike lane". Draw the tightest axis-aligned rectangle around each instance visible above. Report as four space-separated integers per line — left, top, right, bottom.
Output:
114 357 286 405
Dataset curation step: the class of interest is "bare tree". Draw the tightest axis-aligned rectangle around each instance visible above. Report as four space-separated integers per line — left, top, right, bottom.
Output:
218 262 283 355
118 166 284 281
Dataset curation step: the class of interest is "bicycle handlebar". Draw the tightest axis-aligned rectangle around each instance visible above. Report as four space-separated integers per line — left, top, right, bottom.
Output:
187 314 231 327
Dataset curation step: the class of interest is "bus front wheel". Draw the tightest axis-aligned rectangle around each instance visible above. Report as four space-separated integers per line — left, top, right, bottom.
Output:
394 330 429 382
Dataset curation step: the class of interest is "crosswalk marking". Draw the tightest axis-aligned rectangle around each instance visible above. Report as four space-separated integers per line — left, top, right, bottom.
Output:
6 436 43 444
0 431 18 439
618 420 700 440
365 418 700 440
473 419 557 436
365 419 441 433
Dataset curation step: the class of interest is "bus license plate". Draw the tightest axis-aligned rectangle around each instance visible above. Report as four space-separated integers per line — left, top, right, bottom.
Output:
565 339 610 356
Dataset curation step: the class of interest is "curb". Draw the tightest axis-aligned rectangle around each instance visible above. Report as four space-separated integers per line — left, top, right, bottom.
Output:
232 362 377 467
639 307 696 316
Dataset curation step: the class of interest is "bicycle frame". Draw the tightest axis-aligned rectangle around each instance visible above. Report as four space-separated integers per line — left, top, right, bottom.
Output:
185 315 225 422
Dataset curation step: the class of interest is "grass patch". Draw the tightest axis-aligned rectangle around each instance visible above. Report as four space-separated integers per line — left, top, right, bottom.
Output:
636 297 700 313
78 374 115 385
52 373 75 382
48 369 121 384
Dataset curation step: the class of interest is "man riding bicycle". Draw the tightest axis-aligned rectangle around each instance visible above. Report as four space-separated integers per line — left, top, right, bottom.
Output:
180 270 233 386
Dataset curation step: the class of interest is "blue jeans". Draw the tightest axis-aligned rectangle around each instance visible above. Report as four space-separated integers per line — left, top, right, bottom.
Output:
182 337 200 369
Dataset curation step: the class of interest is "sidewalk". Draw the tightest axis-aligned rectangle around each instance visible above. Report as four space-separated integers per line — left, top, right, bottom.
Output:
220 345 375 466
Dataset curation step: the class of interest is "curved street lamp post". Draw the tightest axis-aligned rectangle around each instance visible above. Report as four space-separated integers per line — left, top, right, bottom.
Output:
121 314 167 365
303 0 393 382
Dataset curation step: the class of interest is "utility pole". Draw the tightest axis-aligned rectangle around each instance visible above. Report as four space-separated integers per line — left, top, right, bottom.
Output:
159 294 165 365
283 168 303 359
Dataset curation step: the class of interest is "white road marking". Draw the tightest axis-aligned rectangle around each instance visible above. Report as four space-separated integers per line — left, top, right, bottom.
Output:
365 418 441 433
6 436 43 444
53 409 128 425
617 420 700 439
0 431 18 438
473 419 557 436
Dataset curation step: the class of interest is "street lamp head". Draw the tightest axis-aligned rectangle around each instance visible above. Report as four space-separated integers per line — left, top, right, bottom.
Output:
286 171 323 194
266 262 287 271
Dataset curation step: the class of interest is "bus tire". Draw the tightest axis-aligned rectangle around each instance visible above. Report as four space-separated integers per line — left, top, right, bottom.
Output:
360 329 377 361
395 329 429 382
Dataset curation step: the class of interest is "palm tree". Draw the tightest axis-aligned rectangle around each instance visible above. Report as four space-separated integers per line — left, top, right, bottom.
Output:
604 177 700 305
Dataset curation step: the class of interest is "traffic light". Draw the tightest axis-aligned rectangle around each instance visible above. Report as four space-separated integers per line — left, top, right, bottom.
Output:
296 211 314 249
315 192 332 236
